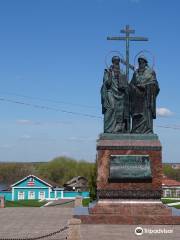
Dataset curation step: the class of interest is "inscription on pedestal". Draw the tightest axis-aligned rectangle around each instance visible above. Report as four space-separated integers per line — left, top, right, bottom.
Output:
109 155 152 182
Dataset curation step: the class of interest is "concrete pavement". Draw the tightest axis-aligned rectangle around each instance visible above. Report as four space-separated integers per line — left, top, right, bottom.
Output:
0 207 73 239
0 207 180 240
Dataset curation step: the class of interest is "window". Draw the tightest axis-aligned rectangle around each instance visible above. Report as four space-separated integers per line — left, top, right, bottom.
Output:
164 189 171 197
39 191 45 200
28 191 35 200
176 190 180 198
18 191 25 200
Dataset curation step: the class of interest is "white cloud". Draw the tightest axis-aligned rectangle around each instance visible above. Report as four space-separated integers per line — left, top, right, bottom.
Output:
20 135 32 140
156 108 173 117
67 137 95 142
0 144 13 149
16 119 49 126
16 119 37 125
16 119 71 126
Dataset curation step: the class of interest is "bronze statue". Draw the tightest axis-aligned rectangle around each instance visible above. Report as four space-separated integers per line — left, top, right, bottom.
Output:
101 56 130 133
103 25 160 134
130 55 159 133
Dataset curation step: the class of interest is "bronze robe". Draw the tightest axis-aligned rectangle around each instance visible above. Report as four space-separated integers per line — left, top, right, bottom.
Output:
101 67 130 133
130 66 159 134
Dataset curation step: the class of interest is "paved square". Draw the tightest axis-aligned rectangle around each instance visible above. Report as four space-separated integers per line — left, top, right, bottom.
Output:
80 224 180 240
1 207 180 240
0 207 73 239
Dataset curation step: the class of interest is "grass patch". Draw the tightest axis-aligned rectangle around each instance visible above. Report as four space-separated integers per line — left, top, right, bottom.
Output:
173 205 180 209
82 198 90 207
161 199 180 204
5 200 47 207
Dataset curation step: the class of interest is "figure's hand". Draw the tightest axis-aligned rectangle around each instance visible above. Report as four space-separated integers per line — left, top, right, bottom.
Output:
137 84 145 91
119 85 125 91
135 86 145 96
105 79 112 89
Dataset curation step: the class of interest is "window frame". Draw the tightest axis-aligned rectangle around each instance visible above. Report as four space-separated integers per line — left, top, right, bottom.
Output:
18 191 25 200
38 191 45 200
164 189 171 197
28 191 35 200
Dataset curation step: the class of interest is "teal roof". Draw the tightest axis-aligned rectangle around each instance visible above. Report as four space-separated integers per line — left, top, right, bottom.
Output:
11 175 53 188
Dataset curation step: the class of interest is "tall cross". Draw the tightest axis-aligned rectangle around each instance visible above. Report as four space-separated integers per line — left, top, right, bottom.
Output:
107 25 148 81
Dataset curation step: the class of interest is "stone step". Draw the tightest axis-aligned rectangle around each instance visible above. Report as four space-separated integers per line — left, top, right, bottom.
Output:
75 214 180 225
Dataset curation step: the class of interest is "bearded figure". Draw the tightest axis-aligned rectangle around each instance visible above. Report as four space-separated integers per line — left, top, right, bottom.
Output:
101 56 130 133
130 55 160 134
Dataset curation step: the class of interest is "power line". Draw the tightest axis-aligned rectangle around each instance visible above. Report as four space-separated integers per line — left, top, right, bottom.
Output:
0 97 102 119
156 125 180 130
1 96 180 131
1 92 180 120
0 92 98 109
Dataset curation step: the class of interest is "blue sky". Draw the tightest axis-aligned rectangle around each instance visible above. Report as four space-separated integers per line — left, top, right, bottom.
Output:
0 0 180 162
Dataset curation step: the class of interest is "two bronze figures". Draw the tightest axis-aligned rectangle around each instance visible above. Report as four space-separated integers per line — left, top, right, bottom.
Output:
101 55 159 134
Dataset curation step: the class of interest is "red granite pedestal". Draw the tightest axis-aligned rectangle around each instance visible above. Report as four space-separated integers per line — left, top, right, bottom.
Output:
75 134 180 224
96 133 162 199
78 201 180 224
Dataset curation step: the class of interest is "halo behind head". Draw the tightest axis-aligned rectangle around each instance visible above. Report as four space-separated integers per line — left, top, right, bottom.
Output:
112 56 120 63
138 55 148 63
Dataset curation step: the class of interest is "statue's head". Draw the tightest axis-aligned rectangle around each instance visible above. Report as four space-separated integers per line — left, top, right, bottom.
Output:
112 56 120 65
138 55 148 69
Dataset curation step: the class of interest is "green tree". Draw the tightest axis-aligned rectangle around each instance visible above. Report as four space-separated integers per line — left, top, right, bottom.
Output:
36 156 95 186
163 164 180 181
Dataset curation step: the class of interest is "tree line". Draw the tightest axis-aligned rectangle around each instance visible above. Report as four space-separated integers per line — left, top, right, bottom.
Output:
0 158 179 198
163 164 180 181
0 156 95 188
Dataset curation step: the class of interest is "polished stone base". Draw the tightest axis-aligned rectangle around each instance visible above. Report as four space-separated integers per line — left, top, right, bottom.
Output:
76 214 180 225
75 200 180 225
78 133 180 225
96 133 162 200
89 201 171 215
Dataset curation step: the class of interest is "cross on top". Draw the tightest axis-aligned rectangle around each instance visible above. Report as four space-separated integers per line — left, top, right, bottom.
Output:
121 25 135 35
107 25 148 81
